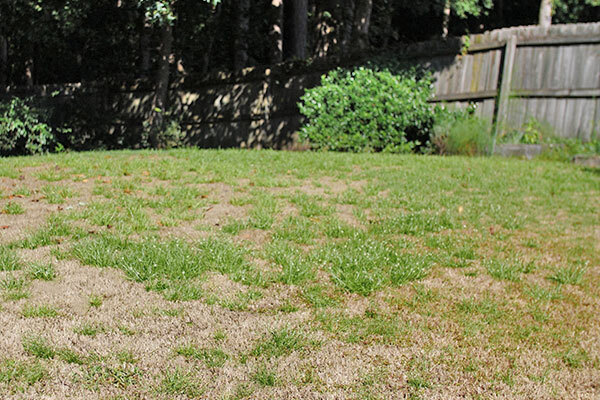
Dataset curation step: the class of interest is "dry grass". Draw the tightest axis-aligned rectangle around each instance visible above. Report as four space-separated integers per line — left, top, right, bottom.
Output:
0 149 598 399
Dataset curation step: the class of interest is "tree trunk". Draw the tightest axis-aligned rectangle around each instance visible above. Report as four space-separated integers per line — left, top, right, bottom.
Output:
148 22 173 148
283 0 308 60
0 35 7 87
269 0 284 64
341 0 355 53
201 4 222 75
538 0 552 27
442 0 451 38
233 0 250 71
140 15 151 77
351 0 372 51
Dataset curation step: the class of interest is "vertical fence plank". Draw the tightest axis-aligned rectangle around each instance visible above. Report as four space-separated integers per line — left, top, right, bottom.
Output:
494 36 518 143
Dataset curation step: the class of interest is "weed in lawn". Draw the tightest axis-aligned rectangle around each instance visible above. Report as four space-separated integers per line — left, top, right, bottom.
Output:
27 262 56 281
2 201 24 215
560 348 590 368
175 344 229 368
22 335 56 359
22 304 59 318
252 365 277 387
158 368 204 397
251 327 306 359
0 246 22 271
548 264 587 285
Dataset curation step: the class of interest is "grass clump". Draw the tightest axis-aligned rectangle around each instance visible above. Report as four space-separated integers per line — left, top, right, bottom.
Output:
251 327 306 359
548 264 587 286
22 304 59 318
319 238 430 295
71 234 258 289
2 201 25 215
22 335 56 359
27 262 56 281
252 366 277 387
0 246 22 271
175 344 229 368
431 114 492 156
266 240 314 285
0 359 47 388
158 368 204 397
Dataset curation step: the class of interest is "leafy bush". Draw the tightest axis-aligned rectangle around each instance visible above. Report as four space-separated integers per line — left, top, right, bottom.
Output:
430 110 492 156
298 67 435 153
0 97 65 156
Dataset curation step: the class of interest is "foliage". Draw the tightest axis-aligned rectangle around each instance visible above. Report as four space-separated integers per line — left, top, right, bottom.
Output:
0 97 64 156
430 108 492 156
499 117 553 145
298 67 435 153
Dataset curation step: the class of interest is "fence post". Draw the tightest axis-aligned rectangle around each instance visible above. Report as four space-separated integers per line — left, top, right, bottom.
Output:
493 35 518 151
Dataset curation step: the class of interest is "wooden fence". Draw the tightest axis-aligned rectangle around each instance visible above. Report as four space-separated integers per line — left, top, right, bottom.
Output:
425 22 600 142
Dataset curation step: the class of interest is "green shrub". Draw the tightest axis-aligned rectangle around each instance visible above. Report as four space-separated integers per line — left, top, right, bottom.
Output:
0 97 64 156
298 67 435 153
431 111 492 156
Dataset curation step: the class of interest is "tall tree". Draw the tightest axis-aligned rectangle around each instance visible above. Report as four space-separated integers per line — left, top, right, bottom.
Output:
233 0 250 70
351 0 372 49
539 0 553 26
284 0 308 60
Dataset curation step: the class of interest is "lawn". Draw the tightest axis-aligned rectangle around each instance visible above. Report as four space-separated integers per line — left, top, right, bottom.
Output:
0 149 598 399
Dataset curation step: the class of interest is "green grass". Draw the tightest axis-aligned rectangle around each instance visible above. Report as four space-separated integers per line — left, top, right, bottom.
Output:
175 344 229 368
548 264 587 285
251 327 307 359
22 304 59 318
2 201 25 215
73 322 104 337
27 263 56 281
0 359 47 389
0 246 22 271
158 368 204 397
252 366 278 387
22 335 56 359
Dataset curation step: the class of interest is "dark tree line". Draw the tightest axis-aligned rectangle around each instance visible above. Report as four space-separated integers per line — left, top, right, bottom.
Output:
0 0 597 88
